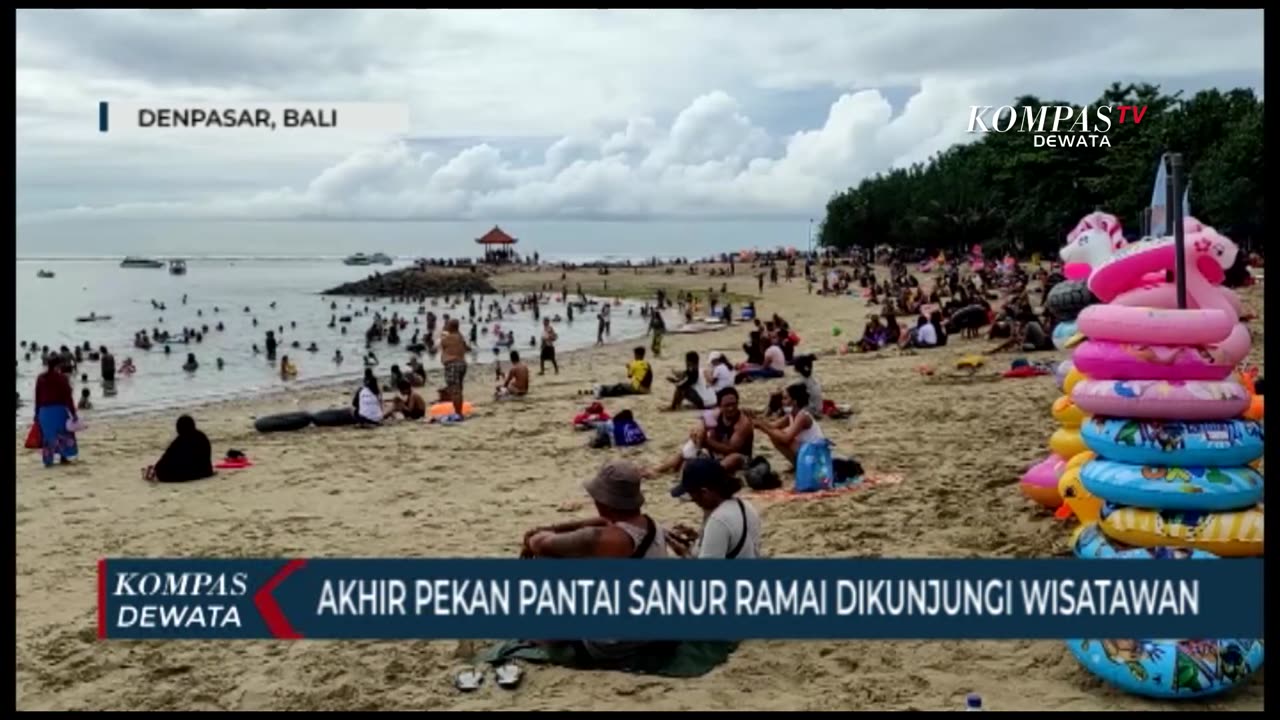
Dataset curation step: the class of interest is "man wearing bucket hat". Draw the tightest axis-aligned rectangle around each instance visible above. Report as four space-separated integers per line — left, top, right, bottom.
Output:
521 460 668 560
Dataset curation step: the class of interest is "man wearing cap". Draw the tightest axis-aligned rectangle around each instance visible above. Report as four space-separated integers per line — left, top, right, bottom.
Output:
521 460 668 560
668 458 762 559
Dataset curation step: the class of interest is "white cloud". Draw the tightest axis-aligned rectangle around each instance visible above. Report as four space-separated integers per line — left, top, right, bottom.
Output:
15 9 1265 221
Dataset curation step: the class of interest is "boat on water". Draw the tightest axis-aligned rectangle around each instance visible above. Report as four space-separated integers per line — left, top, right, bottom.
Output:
36 269 55 279
169 259 188 275
120 256 164 269
75 313 112 323
344 252 393 266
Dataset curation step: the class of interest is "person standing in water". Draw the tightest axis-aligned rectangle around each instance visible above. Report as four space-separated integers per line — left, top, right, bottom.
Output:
265 330 278 361
440 319 470 419
540 317 559 375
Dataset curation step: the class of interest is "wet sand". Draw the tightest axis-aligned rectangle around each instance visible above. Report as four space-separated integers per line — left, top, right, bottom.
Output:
16 264 1265 711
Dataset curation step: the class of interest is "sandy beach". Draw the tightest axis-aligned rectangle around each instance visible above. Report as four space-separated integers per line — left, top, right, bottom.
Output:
16 264 1265 711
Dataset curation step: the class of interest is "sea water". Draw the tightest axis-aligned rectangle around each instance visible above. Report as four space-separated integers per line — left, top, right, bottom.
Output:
15 258 648 420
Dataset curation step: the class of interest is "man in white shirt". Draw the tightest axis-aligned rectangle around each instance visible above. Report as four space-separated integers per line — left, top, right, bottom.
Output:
668 458 762 559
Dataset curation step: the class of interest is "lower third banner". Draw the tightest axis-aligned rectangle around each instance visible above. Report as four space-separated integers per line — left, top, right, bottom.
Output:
97 558 1263 640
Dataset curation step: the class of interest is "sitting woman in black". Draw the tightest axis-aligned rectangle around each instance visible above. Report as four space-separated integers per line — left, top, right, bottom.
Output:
145 415 214 483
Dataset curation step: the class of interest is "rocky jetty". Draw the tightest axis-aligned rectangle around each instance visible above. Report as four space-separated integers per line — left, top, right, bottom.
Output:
323 268 496 297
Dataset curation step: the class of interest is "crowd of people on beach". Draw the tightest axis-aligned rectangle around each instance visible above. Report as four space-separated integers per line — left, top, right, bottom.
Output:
22 247 1120 671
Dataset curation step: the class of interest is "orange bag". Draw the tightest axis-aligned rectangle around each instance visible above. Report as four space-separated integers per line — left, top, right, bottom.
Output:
24 422 41 450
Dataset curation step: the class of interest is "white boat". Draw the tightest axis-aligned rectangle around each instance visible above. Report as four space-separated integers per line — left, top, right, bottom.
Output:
121 256 164 269
370 252 393 265
344 253 372 266
169 259 188 275
36 269 54 279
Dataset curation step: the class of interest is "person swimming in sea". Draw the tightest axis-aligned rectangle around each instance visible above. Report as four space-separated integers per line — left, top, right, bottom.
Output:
216 358 225 370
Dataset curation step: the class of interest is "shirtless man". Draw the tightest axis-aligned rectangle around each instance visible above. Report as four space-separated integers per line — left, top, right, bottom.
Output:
496 350 529 400
439 318 469 418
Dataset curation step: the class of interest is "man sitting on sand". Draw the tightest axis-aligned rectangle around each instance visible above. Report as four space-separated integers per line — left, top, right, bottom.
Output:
594 347 653 398
520 460 672 663
644 387 753 478
387 379 427 420
496 350 529 400
665 458 763 559
736 334 786 382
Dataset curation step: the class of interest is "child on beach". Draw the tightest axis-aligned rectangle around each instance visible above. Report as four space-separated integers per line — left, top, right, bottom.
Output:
77 388 93 411
496 350 530 400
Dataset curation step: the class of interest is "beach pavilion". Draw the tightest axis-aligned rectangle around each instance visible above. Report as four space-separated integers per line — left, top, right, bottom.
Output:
475 225 519 264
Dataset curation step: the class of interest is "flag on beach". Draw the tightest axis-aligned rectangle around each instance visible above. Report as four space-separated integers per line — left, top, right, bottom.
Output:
1149 155 1169 235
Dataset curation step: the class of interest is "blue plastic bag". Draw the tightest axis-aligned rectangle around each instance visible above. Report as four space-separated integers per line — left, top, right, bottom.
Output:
794 439 835 493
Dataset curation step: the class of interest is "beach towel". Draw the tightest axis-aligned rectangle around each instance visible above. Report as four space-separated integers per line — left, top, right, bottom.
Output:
478 639 737 678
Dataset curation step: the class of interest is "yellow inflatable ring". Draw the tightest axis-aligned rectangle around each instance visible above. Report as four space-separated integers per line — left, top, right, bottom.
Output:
1098 504 1263 558
1058 457 1101 525
1049 428 1088 459
1051 396 1087 428
1063 367 1088 395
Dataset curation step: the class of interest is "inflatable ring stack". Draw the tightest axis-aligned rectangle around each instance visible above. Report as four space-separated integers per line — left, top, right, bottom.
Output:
1062 224 1264 699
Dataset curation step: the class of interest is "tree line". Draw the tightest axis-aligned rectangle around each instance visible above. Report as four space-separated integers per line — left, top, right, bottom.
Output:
817 83 1263 257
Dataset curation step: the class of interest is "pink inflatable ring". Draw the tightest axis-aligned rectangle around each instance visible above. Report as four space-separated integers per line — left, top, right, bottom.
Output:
1071 379 1251 421
1113 283 1244 319
1077 305 1234 346
1020 454 1065 508
1071 324 1250 382
1089 234 1235 303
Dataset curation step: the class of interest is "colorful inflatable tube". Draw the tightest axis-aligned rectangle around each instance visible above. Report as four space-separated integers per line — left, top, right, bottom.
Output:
1049 428 1088 458
1020 454 1065 508
1080 459 1263 512
1071 379 1251 421
1080 418 1264 467
1071 324 1250 382
1113 283 1244 319
1051 396 1087 429
1066 638 1263 700
1071 523 1216 560
1098 502 1264 558
1077 305 1235 346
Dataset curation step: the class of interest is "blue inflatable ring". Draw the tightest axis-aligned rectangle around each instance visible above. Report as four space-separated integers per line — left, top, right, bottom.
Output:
1067 638 1264 699
1081 459 1262 512
1052 320 1079 351
1081 418 1263 467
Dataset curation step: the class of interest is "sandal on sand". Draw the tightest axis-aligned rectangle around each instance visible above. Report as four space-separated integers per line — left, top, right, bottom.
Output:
495 662 524 690
454 666 485 692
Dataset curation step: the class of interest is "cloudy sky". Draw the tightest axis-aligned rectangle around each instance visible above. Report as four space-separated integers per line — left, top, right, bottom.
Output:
16 9 1264 223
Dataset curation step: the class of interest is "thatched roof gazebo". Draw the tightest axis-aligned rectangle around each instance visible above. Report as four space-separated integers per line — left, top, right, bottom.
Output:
475 225 518 264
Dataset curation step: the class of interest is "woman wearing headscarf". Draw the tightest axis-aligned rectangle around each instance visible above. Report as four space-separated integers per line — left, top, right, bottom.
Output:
353 368 384 426
32 356 79 467
145 415 213 483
